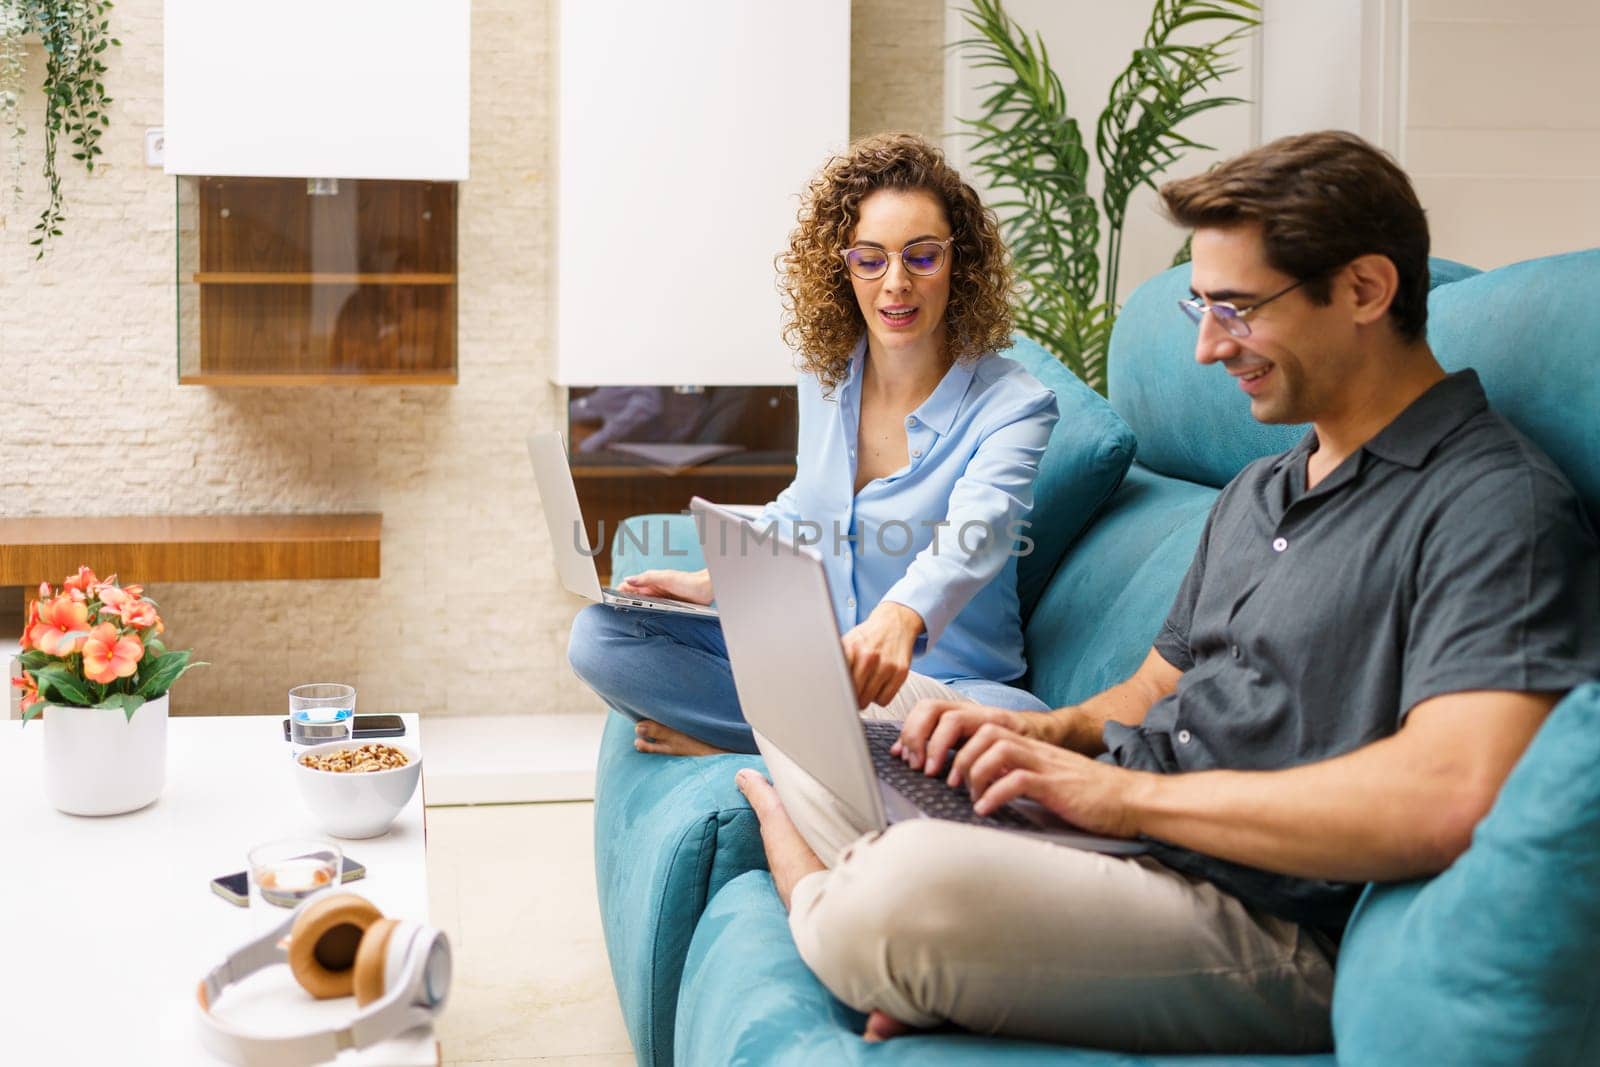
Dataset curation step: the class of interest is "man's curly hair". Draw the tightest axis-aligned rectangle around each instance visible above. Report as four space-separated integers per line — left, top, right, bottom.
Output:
779 132 1015 392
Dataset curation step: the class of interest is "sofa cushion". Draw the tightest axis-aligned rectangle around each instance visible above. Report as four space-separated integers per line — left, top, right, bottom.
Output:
611 513 706 579
1331 682 1600 1066
1002 336 1138 623
1023 465 1216 707
1427 249 1600 525
592 710 766 1067
1108 257 1479 489
676 869 1337 1066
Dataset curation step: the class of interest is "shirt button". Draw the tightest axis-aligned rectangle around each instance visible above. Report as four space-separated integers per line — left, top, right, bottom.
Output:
1177 729 1193 744
846 596 856 609
1272 537 1288 553
911 448 922 458
1231 645 1241 659
906 416 918 426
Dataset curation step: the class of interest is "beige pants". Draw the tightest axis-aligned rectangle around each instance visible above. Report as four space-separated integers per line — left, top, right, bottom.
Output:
753 680 1336 1055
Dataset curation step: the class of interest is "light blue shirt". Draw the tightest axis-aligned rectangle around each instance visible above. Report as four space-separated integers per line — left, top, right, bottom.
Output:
757 337 1059 685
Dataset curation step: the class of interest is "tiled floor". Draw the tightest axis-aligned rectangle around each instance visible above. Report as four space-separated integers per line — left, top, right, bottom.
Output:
426 801 635 1066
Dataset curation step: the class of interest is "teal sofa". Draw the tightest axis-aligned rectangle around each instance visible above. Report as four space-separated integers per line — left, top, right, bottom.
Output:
591 249 1600 1065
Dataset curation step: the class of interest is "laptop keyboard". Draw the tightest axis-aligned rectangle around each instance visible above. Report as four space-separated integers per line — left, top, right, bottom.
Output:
860 719 1034 831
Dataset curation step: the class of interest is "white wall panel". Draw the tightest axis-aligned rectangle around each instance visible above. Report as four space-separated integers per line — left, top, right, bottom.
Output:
556 1 851 386
1405 3 1600 268
164 0 471 181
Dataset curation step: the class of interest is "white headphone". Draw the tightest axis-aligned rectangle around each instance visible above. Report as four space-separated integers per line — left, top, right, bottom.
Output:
195 891 452 1066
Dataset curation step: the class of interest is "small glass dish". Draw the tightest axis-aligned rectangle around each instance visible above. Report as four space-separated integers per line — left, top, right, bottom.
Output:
248 838 342 908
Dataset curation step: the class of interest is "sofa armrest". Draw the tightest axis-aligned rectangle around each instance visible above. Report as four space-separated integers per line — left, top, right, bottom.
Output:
592 709 767 1066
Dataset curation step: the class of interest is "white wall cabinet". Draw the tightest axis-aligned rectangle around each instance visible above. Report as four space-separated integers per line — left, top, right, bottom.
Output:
556 1 851 386
163 0 471 181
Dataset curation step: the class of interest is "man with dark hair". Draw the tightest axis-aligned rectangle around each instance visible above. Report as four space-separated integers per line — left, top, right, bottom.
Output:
733 130 1600 1053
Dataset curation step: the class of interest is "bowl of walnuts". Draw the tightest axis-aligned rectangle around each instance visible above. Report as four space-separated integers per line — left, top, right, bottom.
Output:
292 740 422 839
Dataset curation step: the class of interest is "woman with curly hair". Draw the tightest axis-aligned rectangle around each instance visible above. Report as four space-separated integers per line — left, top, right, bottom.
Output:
568 132 1059 757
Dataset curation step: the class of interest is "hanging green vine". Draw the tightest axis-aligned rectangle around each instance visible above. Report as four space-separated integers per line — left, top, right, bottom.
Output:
0 0 120 258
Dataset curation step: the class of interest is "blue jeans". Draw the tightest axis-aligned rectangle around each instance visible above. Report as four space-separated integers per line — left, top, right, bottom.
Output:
566 603 1049 754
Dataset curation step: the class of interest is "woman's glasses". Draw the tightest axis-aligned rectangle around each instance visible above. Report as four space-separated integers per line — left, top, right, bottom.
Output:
840 238 954 281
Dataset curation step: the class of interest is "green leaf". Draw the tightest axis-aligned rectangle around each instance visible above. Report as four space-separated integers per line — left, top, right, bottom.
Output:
94 692 148 722
136 650 204 698
18 651 52 671
32 665 95 707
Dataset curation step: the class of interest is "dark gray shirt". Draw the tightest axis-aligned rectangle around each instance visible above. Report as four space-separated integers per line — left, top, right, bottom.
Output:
1105 370 1600 934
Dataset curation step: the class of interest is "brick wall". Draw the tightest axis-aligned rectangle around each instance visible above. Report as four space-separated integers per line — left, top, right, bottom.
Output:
1 0 943 717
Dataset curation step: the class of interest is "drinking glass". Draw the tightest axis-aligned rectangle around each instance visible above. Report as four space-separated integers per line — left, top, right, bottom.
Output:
248 838 342 908
289 683 357 752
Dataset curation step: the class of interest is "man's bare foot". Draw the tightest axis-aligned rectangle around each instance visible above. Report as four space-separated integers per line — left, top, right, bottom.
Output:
634 719 728 756
735 770 825 910
863 1009 921 1042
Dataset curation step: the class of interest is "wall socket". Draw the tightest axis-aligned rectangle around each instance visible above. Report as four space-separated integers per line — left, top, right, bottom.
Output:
144 127 164 167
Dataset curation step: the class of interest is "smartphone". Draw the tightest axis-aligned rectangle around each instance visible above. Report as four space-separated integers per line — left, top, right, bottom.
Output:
210 855 367 907
281 714 406 742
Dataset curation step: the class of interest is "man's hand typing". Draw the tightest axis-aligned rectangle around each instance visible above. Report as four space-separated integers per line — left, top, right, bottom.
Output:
892 698 1064 776
954 725 1146 839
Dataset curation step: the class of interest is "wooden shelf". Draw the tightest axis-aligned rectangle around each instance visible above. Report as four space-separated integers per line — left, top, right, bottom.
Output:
178 372 458 387
193 272 457 286
180 177 457 383
0 514 381 585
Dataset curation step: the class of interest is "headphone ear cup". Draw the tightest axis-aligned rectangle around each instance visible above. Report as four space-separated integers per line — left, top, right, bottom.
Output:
352 917 402 1007
287 893 384 1000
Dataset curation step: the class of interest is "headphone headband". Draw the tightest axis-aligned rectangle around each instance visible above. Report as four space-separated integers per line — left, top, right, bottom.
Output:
194 891 449 1067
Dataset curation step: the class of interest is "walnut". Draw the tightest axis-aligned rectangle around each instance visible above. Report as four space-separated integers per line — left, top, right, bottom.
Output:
300 743 409 773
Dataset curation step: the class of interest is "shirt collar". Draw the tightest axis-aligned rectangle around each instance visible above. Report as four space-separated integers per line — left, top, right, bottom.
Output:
838 334 977 437
1269 369 1487 474
1361 369 1487 469
837 336 868 396
914 357 978 436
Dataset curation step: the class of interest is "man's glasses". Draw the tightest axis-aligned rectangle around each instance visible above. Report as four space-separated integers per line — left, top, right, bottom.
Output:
1178 278 1307 338
840 238 954 281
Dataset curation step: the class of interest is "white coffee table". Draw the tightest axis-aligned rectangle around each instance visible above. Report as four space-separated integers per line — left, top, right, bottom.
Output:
0 714 437 1066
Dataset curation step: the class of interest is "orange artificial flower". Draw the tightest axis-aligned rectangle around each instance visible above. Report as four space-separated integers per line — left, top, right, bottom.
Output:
63 566 101 595
11 671 41 715
98 584 136 617
26 594 91 656
81 623 143 685
123 601 161 630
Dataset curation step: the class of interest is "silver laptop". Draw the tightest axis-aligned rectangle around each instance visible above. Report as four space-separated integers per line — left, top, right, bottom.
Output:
527 431 718 618
691 496 1145 853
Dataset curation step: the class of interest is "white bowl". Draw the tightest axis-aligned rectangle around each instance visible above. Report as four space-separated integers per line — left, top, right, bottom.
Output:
292 740 422 839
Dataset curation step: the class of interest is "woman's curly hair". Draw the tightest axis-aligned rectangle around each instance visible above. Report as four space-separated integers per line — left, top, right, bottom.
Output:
779 132 1015 392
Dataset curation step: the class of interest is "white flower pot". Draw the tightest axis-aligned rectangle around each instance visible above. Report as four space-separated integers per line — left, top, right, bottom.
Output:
43 694 169 816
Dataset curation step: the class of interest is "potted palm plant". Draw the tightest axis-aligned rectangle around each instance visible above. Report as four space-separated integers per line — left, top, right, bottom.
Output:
956 0 1259 392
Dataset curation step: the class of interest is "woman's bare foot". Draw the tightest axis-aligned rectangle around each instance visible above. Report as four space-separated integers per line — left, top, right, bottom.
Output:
634 719 728 756
863 1009 921 1042
735 770 825 910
